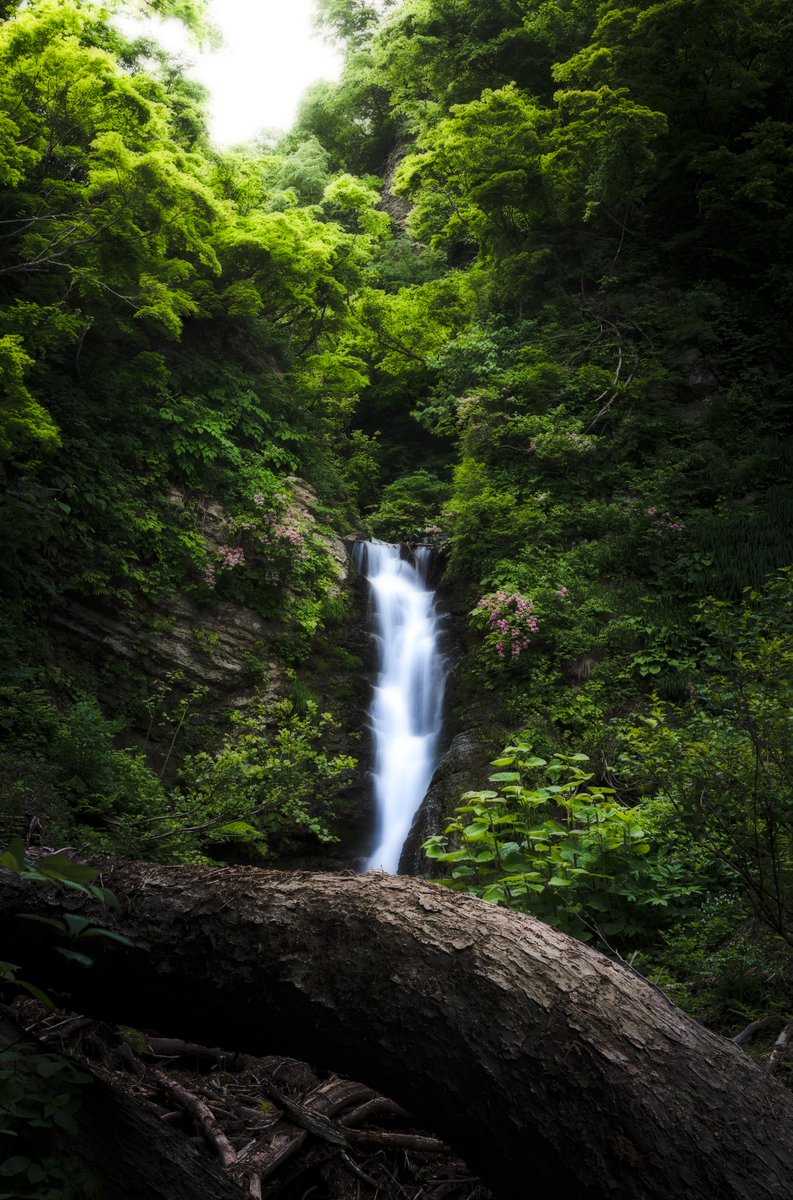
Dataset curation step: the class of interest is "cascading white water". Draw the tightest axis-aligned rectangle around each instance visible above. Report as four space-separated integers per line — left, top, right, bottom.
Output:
354 541 445 873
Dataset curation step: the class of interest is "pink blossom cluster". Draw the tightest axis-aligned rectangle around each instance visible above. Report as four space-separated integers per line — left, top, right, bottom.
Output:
556 586 569 599
221 546 245 569
475 590 539 660
242 492 318 552
261 503 315 549
203 545 245 588
202 547 242 588
647 506 684 533
272 518 305 546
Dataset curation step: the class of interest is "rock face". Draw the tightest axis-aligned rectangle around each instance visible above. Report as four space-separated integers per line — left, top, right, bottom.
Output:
379 142 412 229
46 483 376 870
50 478 356 715
399 721 504 875
52 594 286 712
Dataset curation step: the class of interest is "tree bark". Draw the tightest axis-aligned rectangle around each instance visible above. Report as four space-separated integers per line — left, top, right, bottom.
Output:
2 860 793 1200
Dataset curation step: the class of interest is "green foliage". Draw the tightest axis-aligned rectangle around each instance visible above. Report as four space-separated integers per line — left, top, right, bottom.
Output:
424 748 706 947
0 1041 97 1199
267 135 332 204
0 335 60 456
621 571 793 945
366 470 448 542
0 838 124 1005
0 688 178 859
637 892 791 1029
0 0 390 638
2 0 793 1037
170 699 357 861
0 679 355 866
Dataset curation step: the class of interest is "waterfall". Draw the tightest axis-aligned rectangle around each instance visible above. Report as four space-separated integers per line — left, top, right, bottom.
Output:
354 541 445 873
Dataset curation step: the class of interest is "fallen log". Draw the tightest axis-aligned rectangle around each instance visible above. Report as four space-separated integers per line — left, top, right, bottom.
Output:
2 860 793 1200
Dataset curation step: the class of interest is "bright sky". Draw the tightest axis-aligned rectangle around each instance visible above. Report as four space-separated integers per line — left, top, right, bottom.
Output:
119 0 343 146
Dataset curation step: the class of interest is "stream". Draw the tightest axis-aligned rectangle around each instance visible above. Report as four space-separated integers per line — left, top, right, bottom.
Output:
354 542 445 872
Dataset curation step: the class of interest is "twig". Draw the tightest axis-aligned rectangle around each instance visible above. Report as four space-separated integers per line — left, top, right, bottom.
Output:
153 1069 238 1167
146 1037 246 1067
340 1151 382 1190
344 1129 448 1153
341 1096 412 1127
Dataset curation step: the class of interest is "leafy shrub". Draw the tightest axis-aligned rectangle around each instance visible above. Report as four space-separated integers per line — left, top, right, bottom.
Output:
366 470 449 542
424 747 705 947
621 569 793 945
163 699 357 863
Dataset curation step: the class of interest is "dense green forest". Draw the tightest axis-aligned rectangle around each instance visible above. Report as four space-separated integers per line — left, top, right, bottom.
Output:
3 0 793 1104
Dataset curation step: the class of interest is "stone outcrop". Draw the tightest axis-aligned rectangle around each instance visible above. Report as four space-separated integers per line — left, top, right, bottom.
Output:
46 482 375 868
51 593 286 712
399 720 504 874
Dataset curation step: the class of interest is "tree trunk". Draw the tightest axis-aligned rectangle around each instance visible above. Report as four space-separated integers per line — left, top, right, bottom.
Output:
2 860 793 1200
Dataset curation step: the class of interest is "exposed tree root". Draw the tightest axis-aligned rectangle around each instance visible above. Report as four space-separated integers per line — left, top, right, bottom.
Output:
19 999 492 1200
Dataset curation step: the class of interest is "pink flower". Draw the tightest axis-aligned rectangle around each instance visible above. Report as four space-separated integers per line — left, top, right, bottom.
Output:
476 590 539 662
219 546 245 570
253 493 265 506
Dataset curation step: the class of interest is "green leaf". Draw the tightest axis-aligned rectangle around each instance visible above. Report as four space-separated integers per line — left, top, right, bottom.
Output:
0 841 26 874
54 948 93 968
17 982 55 1010
62 914 94 938
52 1111 78 1135
37 856 98 887
80 928 134 947
35 1058 66 1079
18 915 67 935
0 1158 30 1178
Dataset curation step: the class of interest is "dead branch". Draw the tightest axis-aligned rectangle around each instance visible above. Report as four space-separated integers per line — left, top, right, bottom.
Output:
733 1016 778 1048
341 1097 413 1127
262 1078 348 1147
345 1129 449 1154
153 1069 238 1168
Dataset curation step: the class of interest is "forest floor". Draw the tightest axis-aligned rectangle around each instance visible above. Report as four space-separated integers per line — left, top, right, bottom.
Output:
14 997 493 1200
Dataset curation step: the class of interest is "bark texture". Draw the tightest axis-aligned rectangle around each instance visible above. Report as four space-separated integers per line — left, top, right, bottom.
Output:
2 861 793 1200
